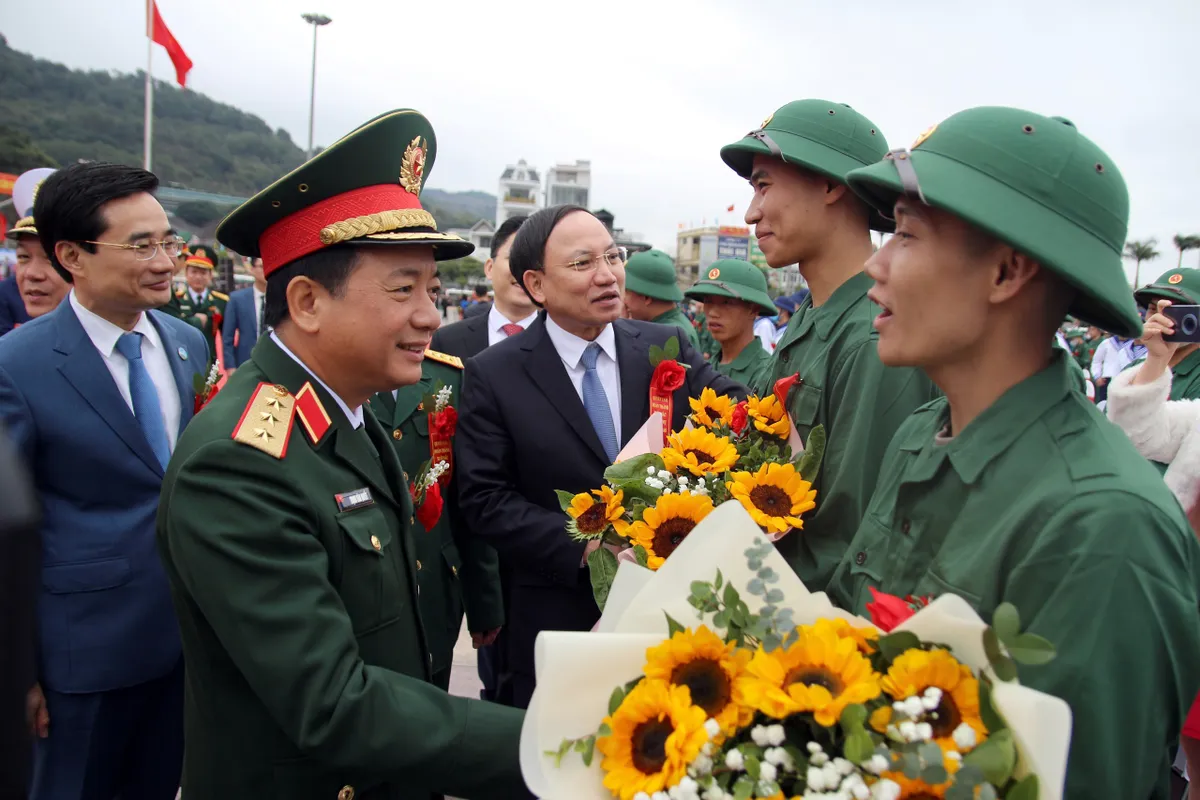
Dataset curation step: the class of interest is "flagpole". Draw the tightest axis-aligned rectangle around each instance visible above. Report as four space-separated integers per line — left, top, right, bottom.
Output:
143 0 154 171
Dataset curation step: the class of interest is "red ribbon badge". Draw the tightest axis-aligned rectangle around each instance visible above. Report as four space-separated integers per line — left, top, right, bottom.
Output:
649 360 686 442
428 406 457 486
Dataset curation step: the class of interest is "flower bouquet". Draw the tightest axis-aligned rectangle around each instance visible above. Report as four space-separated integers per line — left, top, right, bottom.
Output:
521 502 1071 800
558 344 827 611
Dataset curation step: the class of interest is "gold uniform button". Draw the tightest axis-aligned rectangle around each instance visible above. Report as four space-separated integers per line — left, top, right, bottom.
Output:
392 428 403 440
338 786 355 800
451 565 458 577
416 559 423 571
370 535 381 551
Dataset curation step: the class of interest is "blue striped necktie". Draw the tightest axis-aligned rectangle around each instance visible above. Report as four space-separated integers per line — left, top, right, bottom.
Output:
581 342 618 462
115 332 171 469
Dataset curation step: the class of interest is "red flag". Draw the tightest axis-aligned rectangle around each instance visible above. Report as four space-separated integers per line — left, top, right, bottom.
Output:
726 204 735 212
149 1 193 87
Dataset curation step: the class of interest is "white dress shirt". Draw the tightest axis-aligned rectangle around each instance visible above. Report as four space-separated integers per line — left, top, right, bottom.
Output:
270 331 363 429
753 317 776 353
69 290 182 450
252 286 266 334
544 315 622 443
189 289 207 307
486 305 538 347
1091 336 1144 381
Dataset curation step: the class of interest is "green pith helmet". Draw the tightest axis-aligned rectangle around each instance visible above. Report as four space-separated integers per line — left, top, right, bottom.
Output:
624 249 683 303
720 99 893 232
1136 267 1200 308
217 109 473 278
685 259 776 316
846 106 1142 339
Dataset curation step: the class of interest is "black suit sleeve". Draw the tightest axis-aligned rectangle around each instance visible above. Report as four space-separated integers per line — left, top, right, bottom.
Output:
678 335 750 399
456 358 586 588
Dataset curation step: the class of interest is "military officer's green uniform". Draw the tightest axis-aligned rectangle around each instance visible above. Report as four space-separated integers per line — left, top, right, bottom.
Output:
625 249 702 348
1133 268 1200 401
684 258 775 388
720 100 939 589
156 109 524 800
176 246 228 354
830 106 1200 799
371 352 503 690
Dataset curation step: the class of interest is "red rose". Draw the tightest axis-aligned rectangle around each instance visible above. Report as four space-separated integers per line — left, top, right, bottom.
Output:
416 481 444 529
730 401 749 436
651 360 687 393
866 587 917 633
193 383 221 414
431 406 458 438
773 373 800 410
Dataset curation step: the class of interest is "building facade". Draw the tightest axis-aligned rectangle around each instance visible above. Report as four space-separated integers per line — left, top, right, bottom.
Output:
545 160 591 208
496 160 541 224
447 219 497 258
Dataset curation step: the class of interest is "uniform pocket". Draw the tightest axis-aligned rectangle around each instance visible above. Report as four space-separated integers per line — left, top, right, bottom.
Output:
787 381 822 440
336 508 404 634
840 515 890 609
916 568 982 610
42 557 132 594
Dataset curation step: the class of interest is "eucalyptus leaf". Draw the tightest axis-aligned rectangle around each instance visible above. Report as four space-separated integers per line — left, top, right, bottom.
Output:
795 424 826 482
581 735 596 767
918 742 944 769
982 627 1017 681
608 686 626 715
962 728 1016 786
977 679 1008 733
977 784 998 800
714 569 724 589
747 578 765 596
597 723 612 737
920 764 948 785
901 751 922 779
878 631 922 661
587 546 619 611
764 588 785 604
1007 632 1057 665
723 582 740 607
555 489 579 514
991 602 1021 645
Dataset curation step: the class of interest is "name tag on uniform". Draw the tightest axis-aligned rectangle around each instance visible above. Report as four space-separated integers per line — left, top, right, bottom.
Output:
335 488 375 512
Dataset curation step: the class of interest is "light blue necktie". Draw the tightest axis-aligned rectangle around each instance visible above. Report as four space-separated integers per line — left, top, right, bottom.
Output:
115 332 171 469
581 342 619 462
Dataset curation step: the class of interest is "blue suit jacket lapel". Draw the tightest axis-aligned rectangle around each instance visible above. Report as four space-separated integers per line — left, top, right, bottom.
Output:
53 303 163 476
148 310 196 435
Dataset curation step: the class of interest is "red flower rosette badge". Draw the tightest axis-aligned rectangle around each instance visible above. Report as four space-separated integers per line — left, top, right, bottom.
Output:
647 336 688 441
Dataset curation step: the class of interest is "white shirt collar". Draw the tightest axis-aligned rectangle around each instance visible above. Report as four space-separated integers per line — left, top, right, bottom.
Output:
69 289 159 357
544 314 617 369
269 331 364 429
487 304 537 336
252 286 265 300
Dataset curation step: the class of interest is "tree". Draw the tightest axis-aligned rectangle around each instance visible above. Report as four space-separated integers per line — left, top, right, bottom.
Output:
1174 234 1200 268
1124 238 1161 288
438 256 485 287
174 200 230 227
0 124 58 173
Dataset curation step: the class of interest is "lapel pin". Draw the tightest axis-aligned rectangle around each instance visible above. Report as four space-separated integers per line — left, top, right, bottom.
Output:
178 346 188 361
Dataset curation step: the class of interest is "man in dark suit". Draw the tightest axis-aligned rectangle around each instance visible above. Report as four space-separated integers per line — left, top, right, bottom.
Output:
0 274 31 336
456 205 746 709
432 214 533 704
0 162 207 800
463 284 492 319
221 256 266 371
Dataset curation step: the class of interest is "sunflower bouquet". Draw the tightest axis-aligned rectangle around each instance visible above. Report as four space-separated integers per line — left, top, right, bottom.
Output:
520 502 1072 800
558 379 826 611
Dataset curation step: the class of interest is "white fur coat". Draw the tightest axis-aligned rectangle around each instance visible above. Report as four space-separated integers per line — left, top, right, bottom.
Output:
1106 366 1200 509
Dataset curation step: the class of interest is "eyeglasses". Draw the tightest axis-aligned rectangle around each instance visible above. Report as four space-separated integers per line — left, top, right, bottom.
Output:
554 246 628 273
83 238 188 261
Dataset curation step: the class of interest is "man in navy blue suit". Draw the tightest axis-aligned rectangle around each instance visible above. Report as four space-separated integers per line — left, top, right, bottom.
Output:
0 162 207 800
0 273 31 336
221 256 266 371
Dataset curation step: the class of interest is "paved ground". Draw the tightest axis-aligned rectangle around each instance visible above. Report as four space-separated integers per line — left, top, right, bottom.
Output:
448 621 484 699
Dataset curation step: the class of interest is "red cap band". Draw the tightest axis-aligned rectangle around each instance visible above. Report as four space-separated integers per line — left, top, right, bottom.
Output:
259 184 423 276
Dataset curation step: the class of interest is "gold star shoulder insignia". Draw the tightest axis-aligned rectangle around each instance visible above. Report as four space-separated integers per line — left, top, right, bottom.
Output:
424 349 463 369
232 382 297 458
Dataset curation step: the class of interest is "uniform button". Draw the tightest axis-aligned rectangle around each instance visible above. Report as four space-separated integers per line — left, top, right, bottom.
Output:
451 565 458 577
854 551 866 566
416 559 423 571
392 428 403 440
901 519 911 534
370 535 381 551
338 786 355 800
410 516 415 525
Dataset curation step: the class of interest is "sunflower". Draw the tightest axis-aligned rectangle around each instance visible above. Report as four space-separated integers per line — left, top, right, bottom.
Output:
726 462 817 534
746 394 790 438
596 680 709 800
825 617 880 655
567 485 630 538
733 619 882 726
881 649 988 753
688 388 734 429
661 428 739 477
628 492 715 569
643 626 752 737
879 771 949 799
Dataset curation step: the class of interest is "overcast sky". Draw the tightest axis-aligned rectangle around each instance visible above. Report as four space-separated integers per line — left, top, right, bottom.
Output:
5 0 1197 283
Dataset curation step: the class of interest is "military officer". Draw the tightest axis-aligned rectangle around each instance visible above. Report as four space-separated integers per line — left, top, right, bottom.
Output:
721 100 939 589
157 245 191 320
156 109 525 800
175 246 228 352
621 248 702 348
1130 268 1200 400
828 106 1200 799
684 259 774 388
370 351 503 691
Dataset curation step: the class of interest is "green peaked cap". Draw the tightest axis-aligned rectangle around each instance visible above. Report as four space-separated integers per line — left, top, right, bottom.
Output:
624 249 683 302
685 259 776 316
846 106 1141 338
1136 267 1200 308
217 109 473 276
720 99 892 232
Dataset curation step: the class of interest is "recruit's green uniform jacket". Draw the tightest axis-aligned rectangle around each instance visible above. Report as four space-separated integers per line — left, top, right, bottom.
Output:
711 340 772 390
828 352 1200 800
370 353 503 689
653 307 701 349
156 335 524 800
176 287 228 353
756 272 940 590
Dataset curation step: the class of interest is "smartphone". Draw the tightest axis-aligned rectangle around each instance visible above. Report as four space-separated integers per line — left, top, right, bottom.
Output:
1163 305 1200 343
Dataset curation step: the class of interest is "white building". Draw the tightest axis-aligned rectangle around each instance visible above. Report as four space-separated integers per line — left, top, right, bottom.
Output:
446 219 496 259
496 160 541 224
545 160 591 208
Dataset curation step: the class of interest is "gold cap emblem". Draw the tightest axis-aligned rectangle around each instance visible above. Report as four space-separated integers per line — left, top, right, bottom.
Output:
912 124 938 150
760 112 774 129
708 267 721 280
1169 274 1184 284
400 136 427 196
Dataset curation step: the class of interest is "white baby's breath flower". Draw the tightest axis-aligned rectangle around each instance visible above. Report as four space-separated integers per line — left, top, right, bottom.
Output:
725 749 744 771
759 763 777 782
704 719 722 739
766 724 786 746
952 722 978 751
634 793 650 800
806 742 824 754
807 766 828 791
903 696 925 719
898 721 918 742
915 722 934 742
871 779 901 800
921 686 943 711
750 725 771 746
945 750 962 764
864 754 890 775
658 470 671 480
647 466 656 475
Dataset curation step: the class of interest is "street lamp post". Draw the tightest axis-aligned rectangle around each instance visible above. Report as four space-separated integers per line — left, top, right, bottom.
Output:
301 13 332 160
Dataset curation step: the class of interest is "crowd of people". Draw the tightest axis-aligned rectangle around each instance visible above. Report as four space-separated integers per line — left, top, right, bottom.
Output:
0 98 1198 800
